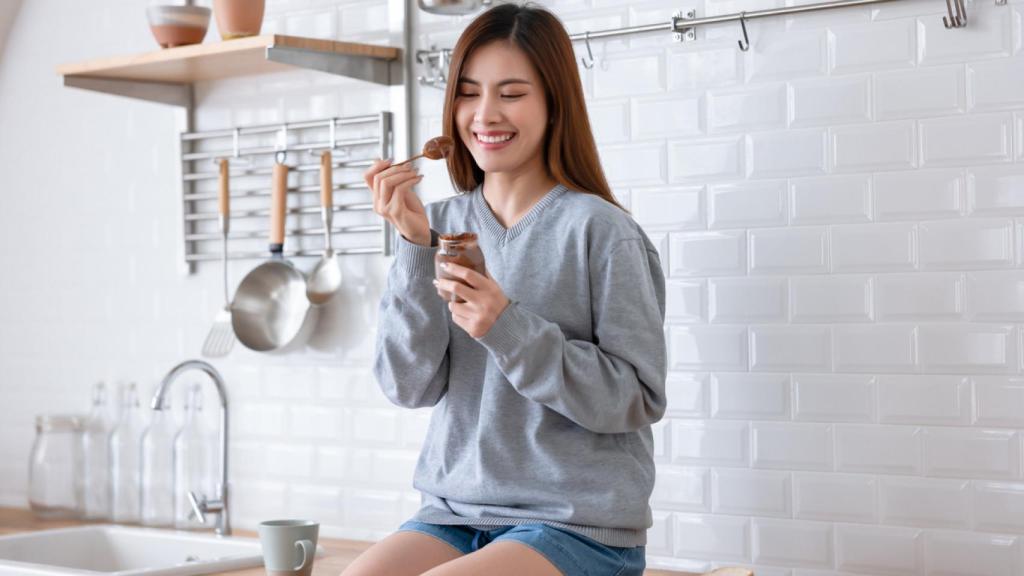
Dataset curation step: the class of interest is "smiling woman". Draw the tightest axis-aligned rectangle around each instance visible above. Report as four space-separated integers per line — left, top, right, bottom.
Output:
350 4 667 576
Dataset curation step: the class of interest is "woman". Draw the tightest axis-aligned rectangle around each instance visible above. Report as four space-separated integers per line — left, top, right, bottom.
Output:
343 4 666 575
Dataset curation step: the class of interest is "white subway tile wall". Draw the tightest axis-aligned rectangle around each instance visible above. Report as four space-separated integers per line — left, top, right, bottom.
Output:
3 0 1024 573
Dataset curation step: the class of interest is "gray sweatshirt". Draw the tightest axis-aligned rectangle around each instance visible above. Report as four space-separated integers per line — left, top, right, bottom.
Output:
373 183 667 548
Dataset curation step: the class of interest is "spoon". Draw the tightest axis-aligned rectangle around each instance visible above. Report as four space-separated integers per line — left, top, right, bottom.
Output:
306 151 342 305
391 136 455 167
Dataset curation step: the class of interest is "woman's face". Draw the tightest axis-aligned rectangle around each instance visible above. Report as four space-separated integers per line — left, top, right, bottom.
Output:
454 41 548 177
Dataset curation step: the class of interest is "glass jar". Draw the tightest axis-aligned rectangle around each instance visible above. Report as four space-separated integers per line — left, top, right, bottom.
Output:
28 414 84 519
434 232 486 303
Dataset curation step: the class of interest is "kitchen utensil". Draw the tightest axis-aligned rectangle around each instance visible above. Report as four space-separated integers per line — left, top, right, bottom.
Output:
391 135 455 167
417 0 491 15
202 159 235 357
147 5 210 48
230 159 309 352
258 520 319 576
305 151 342 305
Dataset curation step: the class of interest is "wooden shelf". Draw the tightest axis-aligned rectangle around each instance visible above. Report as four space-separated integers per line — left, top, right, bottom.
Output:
57 34 403 107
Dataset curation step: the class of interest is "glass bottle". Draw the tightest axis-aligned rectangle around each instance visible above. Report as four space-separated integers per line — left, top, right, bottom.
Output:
141 393 176 527
174 383 216 529
434 232 486 303
28 415 84 518
110 382 145 523
81 382 113 520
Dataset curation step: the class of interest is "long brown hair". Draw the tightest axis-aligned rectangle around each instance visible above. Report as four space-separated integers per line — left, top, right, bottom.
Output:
441 3 624 211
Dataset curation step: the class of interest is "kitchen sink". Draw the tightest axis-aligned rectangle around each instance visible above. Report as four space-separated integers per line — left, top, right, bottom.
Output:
0 524 264 575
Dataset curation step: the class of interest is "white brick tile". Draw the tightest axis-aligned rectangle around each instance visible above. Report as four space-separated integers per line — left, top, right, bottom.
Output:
672 421 750 467
879 375 971 426
788 75 872 128
652 466 710 512
968 165 1024 216
835 524 921 576
793 374 876 423
709 277 788 323
666 373 710 418
967 271 1024 321
289 484 343 526
669 137 745 182
594 51 665 98
920 114 1014 168
874 273 964 321
973 481 1024 532
264 366 316 399
746 28 828 82
707 180 789 229
923 531 1022 576
235 403 287 438
666 279 706 324
338 3 386 36
315 366 350 401
918 324 1017 374
315 446 348 481
707 83 788 133
791 275 872 323
875 65 966 120
881 476 971 529
789 175 872 225
288 405 344 440
712 373 791 420
918 6 1016 65
836 424 922 475
669 231 747 277
647 511 674 557
874 169 964 221
633 187 704 230
831 222 917 273
750 325 832 372
675 514 750 562
968 57 1024 112
712 468 792 518
668 47 743 93
973 377 1024 427
753 422 833 471
266 443 314 478
923 428 1020 479
833 325 917 373
747 129 828 178
351 408 399 445
829 19 916 74
232 480 287 523
831 121 917 172
794 473 877 523
749 227 829 275
632 94 702 139
588 99 630 144
753 518 833 569
346 489 403 531
670 326 749 371
602 142 665 186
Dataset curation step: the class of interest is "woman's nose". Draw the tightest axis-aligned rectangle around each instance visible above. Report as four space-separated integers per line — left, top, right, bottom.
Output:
473 93 502 124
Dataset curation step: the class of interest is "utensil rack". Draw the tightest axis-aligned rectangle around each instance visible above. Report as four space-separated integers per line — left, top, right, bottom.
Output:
180 112 393 269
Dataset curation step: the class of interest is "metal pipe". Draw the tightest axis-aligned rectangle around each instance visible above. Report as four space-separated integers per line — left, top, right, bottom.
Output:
185 247 383 261
183 160 374 182
182 137 380 162
183 183 368 202
180 115 379 141
184 203 373 222
185 225 382 242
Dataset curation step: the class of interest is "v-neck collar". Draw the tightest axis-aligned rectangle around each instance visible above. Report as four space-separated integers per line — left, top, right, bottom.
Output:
473 183 568 244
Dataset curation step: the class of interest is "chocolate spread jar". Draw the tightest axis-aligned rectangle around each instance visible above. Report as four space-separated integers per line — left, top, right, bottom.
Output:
434 233 486 303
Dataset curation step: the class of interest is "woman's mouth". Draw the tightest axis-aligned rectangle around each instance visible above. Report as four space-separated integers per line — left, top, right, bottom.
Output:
474 131 516 150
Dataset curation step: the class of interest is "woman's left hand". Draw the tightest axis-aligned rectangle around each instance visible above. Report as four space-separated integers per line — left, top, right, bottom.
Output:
433 262 510 338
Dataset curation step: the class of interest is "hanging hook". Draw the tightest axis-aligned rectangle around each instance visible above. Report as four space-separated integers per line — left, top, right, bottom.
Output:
581 31 595 69
737 12 750 51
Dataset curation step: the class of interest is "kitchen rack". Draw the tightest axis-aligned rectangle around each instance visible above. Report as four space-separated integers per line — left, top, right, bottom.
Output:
180 112 393 264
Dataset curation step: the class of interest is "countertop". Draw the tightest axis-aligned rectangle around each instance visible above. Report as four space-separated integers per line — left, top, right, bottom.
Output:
0 508 694 575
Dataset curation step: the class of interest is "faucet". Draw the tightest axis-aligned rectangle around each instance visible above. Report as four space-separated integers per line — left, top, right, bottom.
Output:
151 359 231 536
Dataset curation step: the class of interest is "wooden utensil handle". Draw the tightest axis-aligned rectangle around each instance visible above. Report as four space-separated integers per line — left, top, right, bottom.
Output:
391 153 424 168
320 152 333 209
218 159 230 217
271 163 288 249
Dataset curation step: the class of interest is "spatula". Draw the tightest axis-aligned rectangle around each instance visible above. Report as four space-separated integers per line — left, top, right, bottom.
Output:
202 158 235 357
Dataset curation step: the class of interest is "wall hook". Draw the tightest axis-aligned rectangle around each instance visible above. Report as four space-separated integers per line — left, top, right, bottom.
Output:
737 12 750 51
581 31 595 69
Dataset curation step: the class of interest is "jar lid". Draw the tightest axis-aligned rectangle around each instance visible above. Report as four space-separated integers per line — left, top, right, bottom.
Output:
36 414 84 433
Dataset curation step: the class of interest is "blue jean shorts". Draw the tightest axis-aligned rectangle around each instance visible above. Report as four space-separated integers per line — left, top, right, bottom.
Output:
397 519 645 576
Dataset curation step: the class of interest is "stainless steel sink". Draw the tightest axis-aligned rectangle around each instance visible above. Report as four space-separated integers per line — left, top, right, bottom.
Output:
0 525 263 576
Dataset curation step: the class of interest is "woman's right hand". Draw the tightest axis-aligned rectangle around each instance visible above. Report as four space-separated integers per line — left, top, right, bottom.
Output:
364 158 431 247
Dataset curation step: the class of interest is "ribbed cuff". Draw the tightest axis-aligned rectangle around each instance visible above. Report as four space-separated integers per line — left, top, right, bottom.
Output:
395 234 437 278
476 301 525 356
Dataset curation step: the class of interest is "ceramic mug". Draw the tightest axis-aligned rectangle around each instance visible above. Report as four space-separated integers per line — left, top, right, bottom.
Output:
258 519 319 576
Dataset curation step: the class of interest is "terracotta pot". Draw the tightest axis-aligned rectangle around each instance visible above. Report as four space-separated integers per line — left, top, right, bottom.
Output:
147 6 210 49
213 0 265 40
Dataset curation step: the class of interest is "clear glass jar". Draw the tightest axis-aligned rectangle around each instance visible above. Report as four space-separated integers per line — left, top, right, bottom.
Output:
82 382 113 520
434 232 486 303
28 414 84 519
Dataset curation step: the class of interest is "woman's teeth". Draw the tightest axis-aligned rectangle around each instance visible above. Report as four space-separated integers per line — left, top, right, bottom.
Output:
477 133 514 143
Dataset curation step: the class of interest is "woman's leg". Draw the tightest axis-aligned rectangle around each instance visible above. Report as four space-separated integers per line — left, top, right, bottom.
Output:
339 531 465 576
419 541 562 576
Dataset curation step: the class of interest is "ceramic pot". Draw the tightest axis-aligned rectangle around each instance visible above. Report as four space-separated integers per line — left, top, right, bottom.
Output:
213 0 265 40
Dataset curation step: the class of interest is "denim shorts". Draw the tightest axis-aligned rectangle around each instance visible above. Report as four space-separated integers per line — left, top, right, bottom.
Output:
397 519 645 576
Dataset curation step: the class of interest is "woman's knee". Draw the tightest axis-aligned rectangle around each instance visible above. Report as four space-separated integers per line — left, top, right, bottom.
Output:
339 531 464 576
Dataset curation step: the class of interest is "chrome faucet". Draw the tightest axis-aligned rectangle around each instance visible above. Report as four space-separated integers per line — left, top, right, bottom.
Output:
151 359 231 536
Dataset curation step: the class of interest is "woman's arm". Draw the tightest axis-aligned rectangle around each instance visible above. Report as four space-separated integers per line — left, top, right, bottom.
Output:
373 236 451 408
